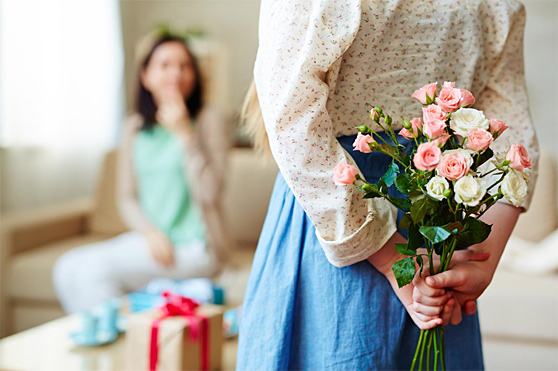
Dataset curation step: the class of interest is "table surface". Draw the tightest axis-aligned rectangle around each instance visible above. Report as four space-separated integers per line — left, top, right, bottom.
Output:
0 314 238 371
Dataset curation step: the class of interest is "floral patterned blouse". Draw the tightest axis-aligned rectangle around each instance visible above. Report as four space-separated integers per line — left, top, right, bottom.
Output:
253 0 539 267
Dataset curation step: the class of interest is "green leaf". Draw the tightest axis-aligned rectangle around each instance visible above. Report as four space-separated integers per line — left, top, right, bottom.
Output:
392 257 416 288
410 196 433 224
416 255 424 276
456 217 492 248
360 183 383 199
389 197 411 211
395 173 412 194
398 213 412 230
381 161 399 187
396 243 416 256
419 226 452 244
407 223 424 250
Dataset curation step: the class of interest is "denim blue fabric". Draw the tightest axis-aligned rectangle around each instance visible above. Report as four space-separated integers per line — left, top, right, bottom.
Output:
237 132 484 370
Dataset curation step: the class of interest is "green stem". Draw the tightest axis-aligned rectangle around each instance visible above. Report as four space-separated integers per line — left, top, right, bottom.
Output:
433 328 440 370
486 173 506 193
428 246 435 275
479 167 501 178
418 330 429 371
426 330 433 371
411 330 424 371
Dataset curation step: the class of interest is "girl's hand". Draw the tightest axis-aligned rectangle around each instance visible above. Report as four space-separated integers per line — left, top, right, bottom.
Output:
411 248 490 326
145 229 175 268
425 257 493 325
384 269 454 330
156 88 192 138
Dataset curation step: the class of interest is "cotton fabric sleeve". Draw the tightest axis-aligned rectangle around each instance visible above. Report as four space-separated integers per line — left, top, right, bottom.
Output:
254 0 398 267
476 2 539 210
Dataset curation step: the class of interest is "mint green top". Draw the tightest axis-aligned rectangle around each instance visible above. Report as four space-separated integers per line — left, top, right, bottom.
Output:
133 125 205 246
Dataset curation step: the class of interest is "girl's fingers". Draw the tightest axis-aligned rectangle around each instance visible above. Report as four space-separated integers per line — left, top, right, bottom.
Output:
464 300 477 315
450 303 463 325
413 289 451 306
414 274 446 297
413 314 443 330
441 299 454 326
413 301 443 316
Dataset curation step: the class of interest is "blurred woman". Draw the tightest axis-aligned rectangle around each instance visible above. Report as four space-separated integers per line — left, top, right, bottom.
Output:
53 31 231 313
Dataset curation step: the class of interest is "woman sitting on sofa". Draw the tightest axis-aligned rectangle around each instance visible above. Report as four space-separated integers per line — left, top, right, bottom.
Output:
53 31 231 313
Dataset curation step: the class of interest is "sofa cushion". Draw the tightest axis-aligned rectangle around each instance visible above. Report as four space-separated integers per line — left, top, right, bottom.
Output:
88 150 129 235
223 149 277 245
513 150 557 242
479 267 558 341
7 233 112 302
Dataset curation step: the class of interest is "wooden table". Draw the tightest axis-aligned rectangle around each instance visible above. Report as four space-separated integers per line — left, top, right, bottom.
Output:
0 314 238 371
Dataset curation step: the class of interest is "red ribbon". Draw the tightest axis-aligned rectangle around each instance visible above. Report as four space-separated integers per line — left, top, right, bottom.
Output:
149 291 210 371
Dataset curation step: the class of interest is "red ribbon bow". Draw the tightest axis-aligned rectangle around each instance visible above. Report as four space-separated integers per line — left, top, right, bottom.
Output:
149 291 209 371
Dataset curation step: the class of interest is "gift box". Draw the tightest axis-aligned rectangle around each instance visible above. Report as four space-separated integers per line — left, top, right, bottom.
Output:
125 293 224 371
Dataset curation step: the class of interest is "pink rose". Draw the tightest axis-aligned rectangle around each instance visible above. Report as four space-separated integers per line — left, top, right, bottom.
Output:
436 83 463 113
436 149 474 180
506 144 532 171
333 162 359 185
489 119 509 136
423 119 447 139
352 132 375 153
411 82 438 105
422 104 448 123
422 105 448 138
443 81 456 88
459 89 476 107
432 132 451 147
466 128 493 152
413 142 442 171
399 117 423 139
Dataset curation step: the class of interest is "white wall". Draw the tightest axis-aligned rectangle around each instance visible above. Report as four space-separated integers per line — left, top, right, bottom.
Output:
523 0 558 156
119 0 260 116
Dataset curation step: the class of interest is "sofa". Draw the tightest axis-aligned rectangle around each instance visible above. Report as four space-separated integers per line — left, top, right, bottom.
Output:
0 147 278 336
1 147 557 369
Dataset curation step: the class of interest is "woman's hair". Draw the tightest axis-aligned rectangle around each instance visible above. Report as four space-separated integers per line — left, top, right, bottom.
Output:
135 34 204 130
241 81 271 155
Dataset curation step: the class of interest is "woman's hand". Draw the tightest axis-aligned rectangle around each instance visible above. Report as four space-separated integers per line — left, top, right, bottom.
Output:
145 229 175 268
156 87 193 138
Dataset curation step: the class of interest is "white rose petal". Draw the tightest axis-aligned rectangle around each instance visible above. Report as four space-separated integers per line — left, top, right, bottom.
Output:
501 171 528 207
450 108 489 137
454 175 486 207
426 176 450 201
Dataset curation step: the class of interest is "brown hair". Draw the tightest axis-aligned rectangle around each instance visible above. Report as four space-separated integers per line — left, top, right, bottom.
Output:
240 81 271 156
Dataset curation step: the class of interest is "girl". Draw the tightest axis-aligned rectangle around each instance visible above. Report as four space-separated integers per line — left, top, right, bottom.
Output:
237 0 538 369
54 32 231 313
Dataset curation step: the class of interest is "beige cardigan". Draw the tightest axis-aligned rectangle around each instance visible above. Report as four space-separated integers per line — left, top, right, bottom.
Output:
116 106 233 264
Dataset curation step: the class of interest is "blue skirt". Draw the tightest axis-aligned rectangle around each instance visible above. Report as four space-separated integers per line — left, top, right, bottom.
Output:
237 132 484 370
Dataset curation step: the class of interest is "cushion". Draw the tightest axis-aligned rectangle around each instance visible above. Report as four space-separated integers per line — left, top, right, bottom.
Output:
513 150 557 242
87 150 129 235
479 267 558 341
222 149 277 245
7 233 111 302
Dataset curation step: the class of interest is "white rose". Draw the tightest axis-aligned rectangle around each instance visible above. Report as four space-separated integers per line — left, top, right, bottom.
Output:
454 175 486 206
450 108 489 137
500 171 528 207
426 176 450 201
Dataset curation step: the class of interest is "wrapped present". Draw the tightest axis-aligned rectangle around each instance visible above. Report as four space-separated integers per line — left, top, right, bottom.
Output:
125 291 224 371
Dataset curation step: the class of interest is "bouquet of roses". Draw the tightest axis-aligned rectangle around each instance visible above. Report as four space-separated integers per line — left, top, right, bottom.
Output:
333 81 532 371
